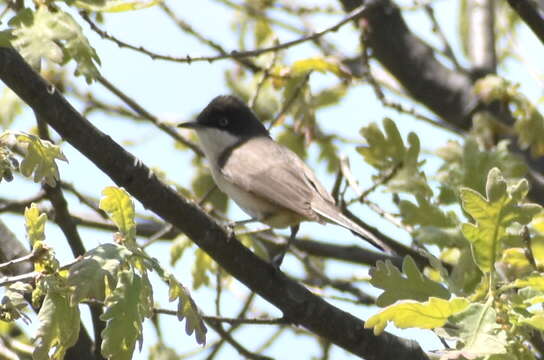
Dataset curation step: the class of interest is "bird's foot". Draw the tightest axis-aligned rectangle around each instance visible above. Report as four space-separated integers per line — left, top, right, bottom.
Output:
271 252 286 270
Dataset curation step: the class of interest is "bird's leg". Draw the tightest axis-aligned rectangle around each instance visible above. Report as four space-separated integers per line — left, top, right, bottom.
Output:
225 218 258 241
272 224 300 269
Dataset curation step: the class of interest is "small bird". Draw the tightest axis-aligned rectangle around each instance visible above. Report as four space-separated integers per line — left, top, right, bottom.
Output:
178 95 389 266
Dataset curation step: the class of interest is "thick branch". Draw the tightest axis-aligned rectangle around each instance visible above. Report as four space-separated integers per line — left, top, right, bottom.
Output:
0 47 428 360
507 0 544 45
339 0 544 205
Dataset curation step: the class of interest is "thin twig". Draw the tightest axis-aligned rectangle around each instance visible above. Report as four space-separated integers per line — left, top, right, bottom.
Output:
268 73 311 129
141 223 173 249
83 4 368 65
0 192 47 213
360 30 462 135
205 319 275 360
249 40 280 109
153 308 286 325
96 74 203 156
255 326 287 353
0 252 35 271
423 4 462 71
215 269 222 316
60 181 107 219
522 226 538 270
291 247 375 304
347 162 402 205
0 271 37 287
206 292 256 360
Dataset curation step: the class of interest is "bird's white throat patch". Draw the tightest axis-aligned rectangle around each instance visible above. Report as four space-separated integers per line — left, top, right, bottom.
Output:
195 127 240 166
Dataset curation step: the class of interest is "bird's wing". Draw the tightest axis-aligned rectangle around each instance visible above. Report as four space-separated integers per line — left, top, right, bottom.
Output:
221 137 389 252
220 137 331 221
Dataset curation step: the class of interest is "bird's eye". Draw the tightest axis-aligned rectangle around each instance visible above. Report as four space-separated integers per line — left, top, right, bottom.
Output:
218 117 229 127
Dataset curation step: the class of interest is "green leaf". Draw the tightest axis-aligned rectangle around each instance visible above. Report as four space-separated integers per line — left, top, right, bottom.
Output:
13 132 66 186
148 343 179 360
67 243 133 304
74 0 162 12
24 203 46 246
436 139 527 204
276 129 307 159
167 276 207 345
0 146 18 182
460 168 542 273
312 84 347 109
365 297 469 335
358 119 431 196
448 248 483 296
0 88 22 129
0 282 32 323
100 269 153 360
474 75 544 157
369 256 450 307
399 194 458 228
520 313 544 330
34 291 80 360
99 186 137 246
512 275 544 291
192 249 214 290
170 235 193 266
413 226 466 248
444 301 507 357
191 168 228 213
254 18 273 46
9 7 100 83
290 57 349 78
316 136 340 173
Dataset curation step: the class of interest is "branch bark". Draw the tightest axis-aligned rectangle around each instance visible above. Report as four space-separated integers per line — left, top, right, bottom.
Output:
338 0 544 205
0 46 429 360
507 0 544 45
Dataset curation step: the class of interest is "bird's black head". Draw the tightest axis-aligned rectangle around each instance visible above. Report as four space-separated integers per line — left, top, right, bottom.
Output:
179 95 269 138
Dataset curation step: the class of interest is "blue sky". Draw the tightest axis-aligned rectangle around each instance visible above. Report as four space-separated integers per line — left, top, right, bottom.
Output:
1 0 544 358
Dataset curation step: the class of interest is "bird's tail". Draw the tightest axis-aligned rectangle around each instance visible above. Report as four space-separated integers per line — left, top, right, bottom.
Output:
312 201 392 253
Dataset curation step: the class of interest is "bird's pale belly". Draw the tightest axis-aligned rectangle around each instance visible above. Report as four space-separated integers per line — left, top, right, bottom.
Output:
211 170 302 228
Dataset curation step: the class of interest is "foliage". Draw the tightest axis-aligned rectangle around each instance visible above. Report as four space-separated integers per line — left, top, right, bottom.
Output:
1 0 544 359
8 7 100 83
3 189 206 360
0 131 67 186
366 168 543 359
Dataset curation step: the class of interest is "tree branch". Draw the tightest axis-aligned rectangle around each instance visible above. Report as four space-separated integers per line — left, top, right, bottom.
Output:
507 0 544 45
0 47 429 360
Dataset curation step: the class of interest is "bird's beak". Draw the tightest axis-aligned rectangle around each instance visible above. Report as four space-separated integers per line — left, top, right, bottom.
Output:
177 121 202 129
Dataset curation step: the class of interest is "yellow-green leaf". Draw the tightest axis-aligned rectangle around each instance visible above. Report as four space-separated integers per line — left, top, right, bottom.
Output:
9 7 100 83
100 269 152 360
192 249 214 290
0 88 22 129
99 187 137 246
358 119 431 196
512 275 544 291
445 301 507 357
290 57 349 78
24 203 46 246
33 291 80 360
67 243 133 305
460 168 541 273
520 313 544 330
365 297 469 335
14 132 67 186
370 256 450 307
167 276 207 345
75 0 162 12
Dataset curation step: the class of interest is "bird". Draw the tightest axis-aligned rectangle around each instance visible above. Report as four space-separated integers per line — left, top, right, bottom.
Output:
178 95 390 266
